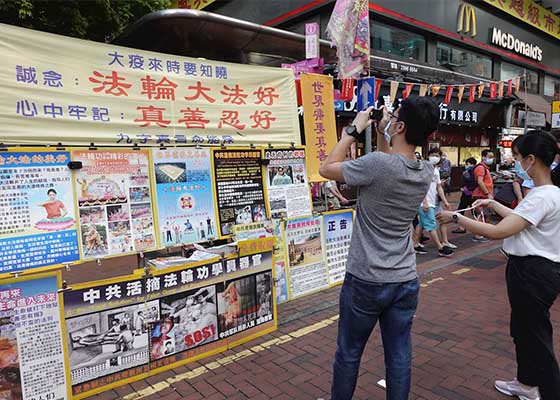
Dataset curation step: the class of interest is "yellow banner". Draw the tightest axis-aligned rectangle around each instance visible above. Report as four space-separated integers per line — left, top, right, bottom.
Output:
0 23 300 147
482 0 560 40
172 0 217 9
301 73 337 182
553 101 560 113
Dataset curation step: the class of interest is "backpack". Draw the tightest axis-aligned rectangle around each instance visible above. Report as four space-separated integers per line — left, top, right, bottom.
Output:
463 167 478 191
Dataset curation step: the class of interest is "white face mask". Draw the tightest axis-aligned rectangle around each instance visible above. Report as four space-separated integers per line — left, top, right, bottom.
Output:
429 156 440 165
484 158 494 165
384 120 393 145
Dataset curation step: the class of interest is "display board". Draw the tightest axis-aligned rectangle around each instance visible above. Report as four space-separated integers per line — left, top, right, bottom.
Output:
272 220 289 304
263 148 312 219
323 210 353 285
284 216 328 300
72 150 157 259
0 150 80 275
0 272 70 400
63 240 275 399
152 148 218 246
212 149 267 237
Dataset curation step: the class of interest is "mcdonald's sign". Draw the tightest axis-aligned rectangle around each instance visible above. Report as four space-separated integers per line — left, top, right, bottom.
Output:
457 3 477 37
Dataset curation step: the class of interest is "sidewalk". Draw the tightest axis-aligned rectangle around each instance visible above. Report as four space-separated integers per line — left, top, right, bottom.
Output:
90 241 560 400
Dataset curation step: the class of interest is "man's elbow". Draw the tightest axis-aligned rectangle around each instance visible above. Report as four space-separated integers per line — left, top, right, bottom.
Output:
319 164 331 179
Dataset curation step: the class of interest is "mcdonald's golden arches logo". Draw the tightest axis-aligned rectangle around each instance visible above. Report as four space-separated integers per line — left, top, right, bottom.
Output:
457 3 477 37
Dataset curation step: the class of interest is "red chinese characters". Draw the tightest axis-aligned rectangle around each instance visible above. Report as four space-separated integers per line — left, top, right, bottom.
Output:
89 70 131 96
220 84 248 105
141 76 178 100
253 86 279 106
134 105 171 127
178 107 210 129
544 13 556 32
509 0 525 18
250 110 276 129
184 81 216 103
527 3 541 26
218 110 246 130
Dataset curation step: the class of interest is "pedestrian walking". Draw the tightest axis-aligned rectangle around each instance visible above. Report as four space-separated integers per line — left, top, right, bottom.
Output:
471 149 495 243
320 97 439 400
452 157 477 234
437 130 560 400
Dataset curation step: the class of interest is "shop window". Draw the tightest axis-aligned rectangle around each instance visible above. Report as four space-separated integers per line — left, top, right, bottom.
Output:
436 42 492 79
501 62 539 94
440 146 459 167
460 147 483 165
371 22 426 61
544 74 560 98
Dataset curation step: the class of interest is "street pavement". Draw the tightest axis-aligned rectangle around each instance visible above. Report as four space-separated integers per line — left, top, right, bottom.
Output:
88 230 560 400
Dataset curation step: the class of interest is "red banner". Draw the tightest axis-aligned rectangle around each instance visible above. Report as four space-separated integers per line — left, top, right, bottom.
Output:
374 79 383 103
469 85 476 103
489 82 497 99
340 78 354 101
507 79 513 97
444 85 454 105
402 83 414 99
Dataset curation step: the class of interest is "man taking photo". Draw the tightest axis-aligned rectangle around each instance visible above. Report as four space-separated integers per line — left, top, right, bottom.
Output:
320 97 439 400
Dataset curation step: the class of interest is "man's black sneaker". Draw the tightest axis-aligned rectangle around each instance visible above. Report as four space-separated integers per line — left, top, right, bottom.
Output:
414 246 428 254
438 246 454 257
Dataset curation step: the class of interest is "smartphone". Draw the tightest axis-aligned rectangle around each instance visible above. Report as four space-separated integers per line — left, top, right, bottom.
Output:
369 108 383 121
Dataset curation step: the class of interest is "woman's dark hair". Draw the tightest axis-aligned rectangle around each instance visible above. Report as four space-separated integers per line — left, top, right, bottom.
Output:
47 188 57 195
428 147 442 156
397 97 439 147
513 130 560 187
466 157 477 165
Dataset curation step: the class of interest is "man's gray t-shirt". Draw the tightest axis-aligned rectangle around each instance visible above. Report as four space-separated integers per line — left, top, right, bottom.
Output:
341 152 433 283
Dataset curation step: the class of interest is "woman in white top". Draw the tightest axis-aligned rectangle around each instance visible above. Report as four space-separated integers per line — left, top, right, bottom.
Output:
438 130 560 400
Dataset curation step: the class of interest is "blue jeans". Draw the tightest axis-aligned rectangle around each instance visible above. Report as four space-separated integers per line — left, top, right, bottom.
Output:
331 273 419 400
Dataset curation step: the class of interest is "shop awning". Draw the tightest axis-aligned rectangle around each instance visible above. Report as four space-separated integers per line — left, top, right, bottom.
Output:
113 9 337 66
516 92 552 124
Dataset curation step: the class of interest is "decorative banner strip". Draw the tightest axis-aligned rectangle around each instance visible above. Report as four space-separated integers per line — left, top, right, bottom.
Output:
457 85 465 104
389 81 399 104
444 85 454 105
419 84 427 97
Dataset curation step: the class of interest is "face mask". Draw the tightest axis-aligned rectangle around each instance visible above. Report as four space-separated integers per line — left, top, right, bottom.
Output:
441 156 447 160
515 159 532 181
429 156 440 165
384 121 393 145
466 165 474 170
484 158 494 165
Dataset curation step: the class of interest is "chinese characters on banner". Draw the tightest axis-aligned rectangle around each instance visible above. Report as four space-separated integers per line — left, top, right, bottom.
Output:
285 216 328 299
152 148 217 246
63 249 274 396
212 149 267 237
323 210 353 285
72 150 156 259
0 23 300 147
264 149 312 219
0 151 79 274
482 0 560 41
0 273 69 400
300 73 337 182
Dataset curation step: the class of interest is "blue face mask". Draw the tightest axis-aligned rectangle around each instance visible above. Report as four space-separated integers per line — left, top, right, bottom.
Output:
515 159 532 181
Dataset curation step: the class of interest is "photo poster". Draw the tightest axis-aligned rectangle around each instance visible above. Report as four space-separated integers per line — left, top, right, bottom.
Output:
263 148 312 219
152 148 218 247
0 150 79 275
72 149 157 260
233 220 274 242
272 219 289 304
63 245 275 397
284 216 328 300
212 149 267 237
0 272 70 400
323 210 354 286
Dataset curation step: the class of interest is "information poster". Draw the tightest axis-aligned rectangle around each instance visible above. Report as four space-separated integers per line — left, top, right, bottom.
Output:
264 149 312 219
152 148 218 246
0 151 79 274
233 220 274 241
72 150 156 259
323 211 353 285
212 149 266 237
64 245 275 397
0 273 69 400
285 216 328 299
272 220 289 304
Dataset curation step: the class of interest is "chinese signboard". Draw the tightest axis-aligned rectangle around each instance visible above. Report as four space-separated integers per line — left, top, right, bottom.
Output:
323 210 353 285
72 150 156 259
285 216 328 299
552 101 560 129
212 149 267 237
301 73 337 182
0 272 69 400
482 0 560 41
63 248 274 398
0 23 300 147
0 150 79 274
264 148 312 219
152 148 218 246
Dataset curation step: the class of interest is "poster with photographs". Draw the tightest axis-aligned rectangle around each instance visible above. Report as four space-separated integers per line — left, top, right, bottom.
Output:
152 148 218 247
0 151 79 274
0 273 69 400
65 300 159 387
150 285 218 360
256 271 273 325
212 149 266 237
264 149 312 219
324 211 353 285
285 216 328 299
72 150 156 259
272 220 289 304
216 275 258 339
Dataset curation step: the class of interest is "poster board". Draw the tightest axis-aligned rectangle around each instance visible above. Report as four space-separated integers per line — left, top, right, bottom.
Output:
272 220 289 304
323 210 353 286
263 148 312 219
63 239 275 399
211 149 267 237
152 147 218 246
284 216 328 300
72 149 157 259
0 271 70 400
0 149 80 275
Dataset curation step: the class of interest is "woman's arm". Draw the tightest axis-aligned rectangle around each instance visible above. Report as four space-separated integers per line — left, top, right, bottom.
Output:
473 199 515 219
437 212 530 240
